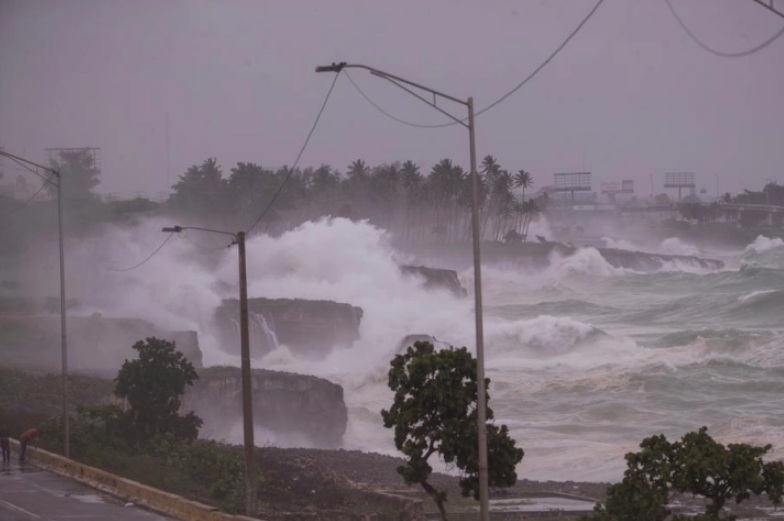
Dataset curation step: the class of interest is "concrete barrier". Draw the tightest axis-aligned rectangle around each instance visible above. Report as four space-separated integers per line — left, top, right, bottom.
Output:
9 439 260 521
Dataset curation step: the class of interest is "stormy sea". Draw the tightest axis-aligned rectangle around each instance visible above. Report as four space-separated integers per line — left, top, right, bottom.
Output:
84 217 784 483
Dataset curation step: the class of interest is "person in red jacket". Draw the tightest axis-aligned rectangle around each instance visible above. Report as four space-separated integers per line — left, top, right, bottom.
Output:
19 428 39 464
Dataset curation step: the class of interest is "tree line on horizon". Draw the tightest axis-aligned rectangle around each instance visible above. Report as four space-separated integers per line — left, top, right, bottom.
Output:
0 150 542 249
2 148 782 257
165 155 541 243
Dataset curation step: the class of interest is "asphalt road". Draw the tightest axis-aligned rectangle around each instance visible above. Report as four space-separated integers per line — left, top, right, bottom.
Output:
0 461 174 521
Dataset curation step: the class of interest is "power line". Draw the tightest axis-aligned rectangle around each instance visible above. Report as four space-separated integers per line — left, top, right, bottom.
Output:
0 178 51 218
343 0 606 129
473 0 606 119
245 70 341 234
96 232 175 272
664 0 784 57
3 154 57 186
344 70 452 128
180 229 233 253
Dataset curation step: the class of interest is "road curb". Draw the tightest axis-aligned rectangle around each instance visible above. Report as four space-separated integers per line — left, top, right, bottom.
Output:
9 439 261 521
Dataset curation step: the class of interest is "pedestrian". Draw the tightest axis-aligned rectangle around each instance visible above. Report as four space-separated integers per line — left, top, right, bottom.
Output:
0 428 9 465
18 428 39 464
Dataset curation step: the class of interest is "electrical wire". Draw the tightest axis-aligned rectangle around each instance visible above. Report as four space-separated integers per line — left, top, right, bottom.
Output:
180 229 233 253
344 70 451 128
664 0 784 57
245 70 341 234
96 232 175 272
343 0 606 129
0 178 51 218
3 154 57 186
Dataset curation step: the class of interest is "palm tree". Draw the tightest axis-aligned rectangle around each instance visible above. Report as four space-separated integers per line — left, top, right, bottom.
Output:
342 159 371 219
521 199 540 242
370 162 402 230
490 170 514 240
346 159 370 181
480 155 501 179
513 170 533 201
399 160 423 240
478 156 501 238
400 160 422 190
426 159 469 242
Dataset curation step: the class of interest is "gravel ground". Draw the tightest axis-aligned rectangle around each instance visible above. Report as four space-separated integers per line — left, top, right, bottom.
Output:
256 448 784 520
256 447 606 518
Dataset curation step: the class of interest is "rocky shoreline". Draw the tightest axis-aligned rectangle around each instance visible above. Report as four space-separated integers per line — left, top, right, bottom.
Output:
258 447 784 520
256 446 607 518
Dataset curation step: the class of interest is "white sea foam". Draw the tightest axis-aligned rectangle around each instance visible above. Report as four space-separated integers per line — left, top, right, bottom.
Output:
739 289 778 302
488 315 597 356
601 237 640 251
744 235 784 253
659 237 700 257
546 247 625 278
656 258 713 274
525 215 555 243
73 217 784 483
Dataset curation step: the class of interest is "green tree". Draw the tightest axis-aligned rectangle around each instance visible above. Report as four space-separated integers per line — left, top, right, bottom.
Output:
582 427 784 521
517 199 539 242
168 158 228 221
48 149 101 201
381 341 524 521
227 162 282 229
513 170 533 201
114 337 202 444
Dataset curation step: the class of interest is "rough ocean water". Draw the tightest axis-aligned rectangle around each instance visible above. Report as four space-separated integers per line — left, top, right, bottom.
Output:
80 218 784 483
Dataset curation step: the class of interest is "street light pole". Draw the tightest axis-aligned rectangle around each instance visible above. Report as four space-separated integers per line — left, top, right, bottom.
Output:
466 98 489 516
315 62 490 520
0 150 68 457
236 231 256 513
56 169 69 458
162 225 256 515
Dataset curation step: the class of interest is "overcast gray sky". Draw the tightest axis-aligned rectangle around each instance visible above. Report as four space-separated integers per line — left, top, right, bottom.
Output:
1 0 782 199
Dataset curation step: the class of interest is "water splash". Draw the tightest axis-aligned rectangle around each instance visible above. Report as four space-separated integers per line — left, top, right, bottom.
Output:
250 311 279 355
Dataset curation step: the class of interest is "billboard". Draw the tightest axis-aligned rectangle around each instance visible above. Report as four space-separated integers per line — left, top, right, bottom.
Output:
552 172 591 192
601 180 634 194
664 172 695 188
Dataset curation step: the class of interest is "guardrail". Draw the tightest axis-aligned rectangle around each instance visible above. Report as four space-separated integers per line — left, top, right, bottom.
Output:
9 439 259 521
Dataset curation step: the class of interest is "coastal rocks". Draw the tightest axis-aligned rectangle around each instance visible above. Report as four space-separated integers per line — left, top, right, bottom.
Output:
394 242 724 273
186 366 348 448
214 298 363 358
597 247 724 271
0 313 202 373
400 265 468 298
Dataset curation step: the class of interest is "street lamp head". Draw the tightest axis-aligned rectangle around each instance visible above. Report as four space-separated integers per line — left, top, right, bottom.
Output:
162 226 183 233
315 62 346 73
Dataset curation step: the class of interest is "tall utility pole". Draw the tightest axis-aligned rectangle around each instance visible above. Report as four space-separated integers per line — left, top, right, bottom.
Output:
0 150 68 457
56 164 68 458
236 231 256 513
315 62 490 521
165 113 171 188
161 225 256 515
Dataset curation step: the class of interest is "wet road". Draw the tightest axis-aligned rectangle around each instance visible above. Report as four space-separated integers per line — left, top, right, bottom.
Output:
0 462 174 521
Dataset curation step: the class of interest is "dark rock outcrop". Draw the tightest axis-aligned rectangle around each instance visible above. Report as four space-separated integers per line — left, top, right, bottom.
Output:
186 366 347 448
214 298 363 358
596 247 724 271
0 313 202 373
395 242 724 273
400 265 468 297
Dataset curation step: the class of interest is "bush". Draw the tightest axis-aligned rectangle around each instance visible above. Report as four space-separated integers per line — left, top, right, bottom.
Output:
114 337 202 445
582 427 784 521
